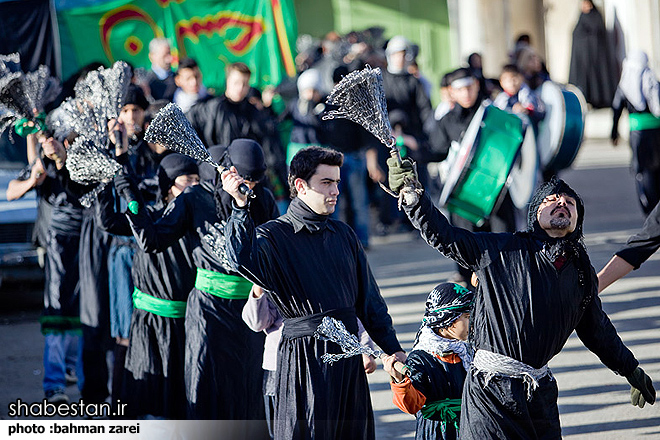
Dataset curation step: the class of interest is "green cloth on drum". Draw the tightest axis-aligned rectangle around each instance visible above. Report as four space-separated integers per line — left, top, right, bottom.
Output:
445 106 523 226
132 287 187 318
194 268 252 299
420 397 462 429
629 113 660 131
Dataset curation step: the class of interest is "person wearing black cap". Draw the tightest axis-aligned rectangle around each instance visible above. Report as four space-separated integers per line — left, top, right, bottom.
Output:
383 282 474 440
221 145 405 440
386 161 656 438
105 83 162 408
120 138 277 426
96 153 198 418
429 67 517 286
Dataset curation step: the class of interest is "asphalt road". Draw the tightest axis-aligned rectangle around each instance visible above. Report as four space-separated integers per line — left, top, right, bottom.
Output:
0 110 658 439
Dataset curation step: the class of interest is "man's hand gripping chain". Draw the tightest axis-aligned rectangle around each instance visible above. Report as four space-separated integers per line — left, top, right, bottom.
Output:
384 157 424 209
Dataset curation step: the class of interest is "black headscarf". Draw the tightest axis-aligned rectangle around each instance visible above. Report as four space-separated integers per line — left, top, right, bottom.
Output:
522 176 596 306
422 282 474 330
157 153 199 202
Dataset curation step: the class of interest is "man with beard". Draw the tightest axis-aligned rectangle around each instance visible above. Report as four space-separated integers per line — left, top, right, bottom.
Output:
386 159 656 439
221 146 405 440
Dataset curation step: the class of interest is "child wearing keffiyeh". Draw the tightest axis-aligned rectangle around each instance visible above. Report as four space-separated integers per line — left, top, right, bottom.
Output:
383 282 474 440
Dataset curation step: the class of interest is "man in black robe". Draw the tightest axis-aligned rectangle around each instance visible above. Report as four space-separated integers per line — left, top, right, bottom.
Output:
186 62 287 197
598 198 660 294
222 146 406 440
97 153 198 418
121 139 277 426
387 159 656 438
568 0 618 108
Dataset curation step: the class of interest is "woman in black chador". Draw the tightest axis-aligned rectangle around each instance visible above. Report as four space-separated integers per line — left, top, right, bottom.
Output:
387 157 656 439
568 0 618 108
118 139 278 423
383 283 474 440
96 153 198 418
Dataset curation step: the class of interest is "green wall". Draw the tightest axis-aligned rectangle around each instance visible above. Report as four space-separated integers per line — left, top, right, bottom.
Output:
294 0 454 104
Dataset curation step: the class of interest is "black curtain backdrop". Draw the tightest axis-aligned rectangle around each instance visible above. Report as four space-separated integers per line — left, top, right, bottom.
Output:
0 0 56 74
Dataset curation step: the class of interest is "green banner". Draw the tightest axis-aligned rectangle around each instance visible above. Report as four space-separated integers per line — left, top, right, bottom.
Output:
57 0 297 91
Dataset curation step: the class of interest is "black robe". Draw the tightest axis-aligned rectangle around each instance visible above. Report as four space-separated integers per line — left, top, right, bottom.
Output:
42 158 113 403
405 350 466 440
186 95 287 193
126 181 277 422
616 199 660 268
38 165 83 334
96 186 195 418
404 193 638 439
224 198 403 440
568 7 618 108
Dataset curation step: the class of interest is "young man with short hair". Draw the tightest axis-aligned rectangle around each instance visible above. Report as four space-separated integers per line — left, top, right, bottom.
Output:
173 57 208 112
186 62 287 198
222 146 406 440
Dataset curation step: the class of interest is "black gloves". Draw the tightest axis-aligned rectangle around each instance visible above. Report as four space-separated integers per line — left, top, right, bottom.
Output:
626 366 656 408
113 172 140 214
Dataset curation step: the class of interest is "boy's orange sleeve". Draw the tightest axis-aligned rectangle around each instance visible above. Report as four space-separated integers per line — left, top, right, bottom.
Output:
390 376 426 414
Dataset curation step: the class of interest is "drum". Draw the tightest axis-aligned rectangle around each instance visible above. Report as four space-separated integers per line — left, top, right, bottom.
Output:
507 125 540 210
440 104 525 226
537 81 587 173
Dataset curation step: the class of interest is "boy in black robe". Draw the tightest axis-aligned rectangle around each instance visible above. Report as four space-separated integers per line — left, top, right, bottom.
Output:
387 159 656 439
221 146 406 440
97 153 198 418
383 282 474 440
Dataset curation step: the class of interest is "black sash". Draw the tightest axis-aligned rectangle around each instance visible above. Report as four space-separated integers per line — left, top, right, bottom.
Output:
282 307 357 339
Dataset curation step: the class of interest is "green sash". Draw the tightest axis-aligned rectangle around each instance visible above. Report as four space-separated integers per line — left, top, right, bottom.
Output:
420 397 462 431
132 287 187 318
629 112 660 131
194 268 252 299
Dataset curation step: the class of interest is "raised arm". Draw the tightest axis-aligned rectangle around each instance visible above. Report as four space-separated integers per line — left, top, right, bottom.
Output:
222 166 272 288
6 160 45 201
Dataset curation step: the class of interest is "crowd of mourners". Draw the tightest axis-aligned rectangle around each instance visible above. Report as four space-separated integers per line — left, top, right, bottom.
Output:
4 1 660 437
